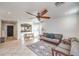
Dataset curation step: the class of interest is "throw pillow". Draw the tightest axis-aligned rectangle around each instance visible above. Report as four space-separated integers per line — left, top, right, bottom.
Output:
63 39 71 45
43 33 54 39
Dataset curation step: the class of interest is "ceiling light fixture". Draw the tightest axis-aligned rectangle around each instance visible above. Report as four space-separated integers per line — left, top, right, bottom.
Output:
55 2 65 7
8 12 11 14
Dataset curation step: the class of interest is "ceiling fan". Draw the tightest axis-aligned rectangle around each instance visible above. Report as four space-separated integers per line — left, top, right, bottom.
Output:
25 9 50 21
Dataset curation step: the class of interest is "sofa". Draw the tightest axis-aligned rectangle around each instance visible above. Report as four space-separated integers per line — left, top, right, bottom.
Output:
40 33 63 45
52 37 79 56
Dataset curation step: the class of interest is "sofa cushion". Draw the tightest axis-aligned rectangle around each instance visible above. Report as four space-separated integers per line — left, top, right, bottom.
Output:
54 46 70 55
52 41 71 56
51 39 71 56
54 34 62 39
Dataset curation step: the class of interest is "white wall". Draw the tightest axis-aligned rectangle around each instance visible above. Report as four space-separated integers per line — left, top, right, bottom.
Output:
42 14 79 39
76 13 79 38
32 18 42 42
17 20 33 46
17 19 40 46
1 21 17 39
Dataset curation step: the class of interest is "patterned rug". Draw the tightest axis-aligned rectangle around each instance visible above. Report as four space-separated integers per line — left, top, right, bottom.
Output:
27 41 53 56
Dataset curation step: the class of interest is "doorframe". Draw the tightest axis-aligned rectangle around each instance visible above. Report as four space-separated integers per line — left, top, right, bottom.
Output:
1 21 17 41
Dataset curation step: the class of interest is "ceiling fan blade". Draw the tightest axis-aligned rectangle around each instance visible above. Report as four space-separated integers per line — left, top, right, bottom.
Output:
25 12 36 16
40 16 50 19
40 9 48 16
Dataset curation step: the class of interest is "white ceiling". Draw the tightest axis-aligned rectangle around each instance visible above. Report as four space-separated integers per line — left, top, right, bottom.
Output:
0 2 79 21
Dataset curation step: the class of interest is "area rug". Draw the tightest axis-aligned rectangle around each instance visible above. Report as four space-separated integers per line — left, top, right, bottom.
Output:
27 41 53 56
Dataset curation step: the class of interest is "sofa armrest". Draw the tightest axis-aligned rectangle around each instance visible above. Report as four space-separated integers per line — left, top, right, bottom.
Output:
70 38 79 56
52 48 72 56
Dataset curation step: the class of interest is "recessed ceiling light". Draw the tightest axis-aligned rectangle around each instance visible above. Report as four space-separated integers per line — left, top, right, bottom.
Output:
8 12 11 14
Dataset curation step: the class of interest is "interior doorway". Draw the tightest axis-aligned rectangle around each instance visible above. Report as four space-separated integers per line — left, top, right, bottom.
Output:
7 26 14 37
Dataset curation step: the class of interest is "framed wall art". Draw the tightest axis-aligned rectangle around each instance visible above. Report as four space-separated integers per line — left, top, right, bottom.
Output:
21 24 32 32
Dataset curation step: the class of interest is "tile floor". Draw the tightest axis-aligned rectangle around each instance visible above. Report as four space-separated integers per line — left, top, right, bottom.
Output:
0 40 37 56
